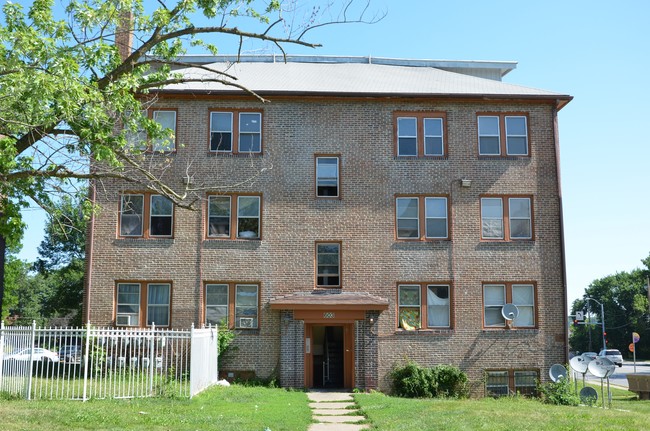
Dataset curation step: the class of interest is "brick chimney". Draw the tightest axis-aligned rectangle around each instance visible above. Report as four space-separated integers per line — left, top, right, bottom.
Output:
116 10 133 61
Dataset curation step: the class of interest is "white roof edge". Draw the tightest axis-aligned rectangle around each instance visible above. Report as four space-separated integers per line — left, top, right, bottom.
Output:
173 54 517 77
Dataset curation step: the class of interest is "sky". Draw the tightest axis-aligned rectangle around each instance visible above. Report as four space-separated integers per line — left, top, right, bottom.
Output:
13 0 650 306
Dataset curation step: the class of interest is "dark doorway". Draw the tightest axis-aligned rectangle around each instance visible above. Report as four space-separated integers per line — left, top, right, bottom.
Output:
311 326 344 388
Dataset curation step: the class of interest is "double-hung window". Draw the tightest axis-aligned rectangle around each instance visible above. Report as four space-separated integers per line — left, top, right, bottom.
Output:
207 194 261 239
483 283 536 328
315 156 340 198
396 196 449 240
116 282 171 327
316 242 341 288
209 110 262 154
119 193 174 238
394 112 446 157
477 114 528 156
480 196 532 240
205 282 259 329
398 283 452 329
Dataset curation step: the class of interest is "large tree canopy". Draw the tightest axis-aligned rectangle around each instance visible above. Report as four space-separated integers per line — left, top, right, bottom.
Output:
569 253 650 359
0 0 380 246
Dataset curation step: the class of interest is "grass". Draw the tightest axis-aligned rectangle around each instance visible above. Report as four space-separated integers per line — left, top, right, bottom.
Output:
0 385 312 431
354 386 650 431
1 382 648 430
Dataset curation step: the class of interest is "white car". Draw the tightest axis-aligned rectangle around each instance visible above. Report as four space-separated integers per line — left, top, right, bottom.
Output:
5 347 60 363
598 349 623 367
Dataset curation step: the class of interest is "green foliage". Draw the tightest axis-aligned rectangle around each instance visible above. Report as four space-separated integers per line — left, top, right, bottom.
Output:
217 321 237 361
570 252 650 359
537 377 579 406
390 361 469 399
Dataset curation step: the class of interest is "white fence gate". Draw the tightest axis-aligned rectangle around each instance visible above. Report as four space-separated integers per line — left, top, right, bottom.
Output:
0 322 219 400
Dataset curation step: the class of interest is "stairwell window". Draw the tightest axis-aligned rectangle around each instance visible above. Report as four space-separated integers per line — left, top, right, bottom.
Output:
209 110 262 154
316 155 340 198
316 242 341 288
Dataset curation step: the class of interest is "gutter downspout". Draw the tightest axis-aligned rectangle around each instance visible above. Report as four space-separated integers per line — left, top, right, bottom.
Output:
83 183 96 323
553 103 570 364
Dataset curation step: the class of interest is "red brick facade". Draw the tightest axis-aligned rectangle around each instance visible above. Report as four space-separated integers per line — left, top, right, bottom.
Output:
85 68 570 395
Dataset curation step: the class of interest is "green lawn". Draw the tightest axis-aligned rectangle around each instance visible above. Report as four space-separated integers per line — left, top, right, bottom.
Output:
0 385 312 431
355 387 650 431
2 383 649 431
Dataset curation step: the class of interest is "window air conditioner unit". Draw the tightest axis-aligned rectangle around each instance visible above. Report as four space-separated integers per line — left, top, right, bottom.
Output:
239 317 254 328
116 314 132 326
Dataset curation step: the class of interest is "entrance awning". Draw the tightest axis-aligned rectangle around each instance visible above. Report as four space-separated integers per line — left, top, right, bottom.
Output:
269 291 389 311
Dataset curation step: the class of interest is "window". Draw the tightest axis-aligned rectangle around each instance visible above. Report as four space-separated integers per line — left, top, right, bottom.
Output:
205 283 259 329
485 371 509 396
116 282 171 327
119 193 174 238
394 112 446 157
477 114 528 156
316 156 340 198
316 242 340 288
480 196 532 240
396 196 448 240
483 283 536 328
209 110 262 154
398 284 451 329
207 194 261 239
151 110 177 152
486 370 539 397
126 109 177 153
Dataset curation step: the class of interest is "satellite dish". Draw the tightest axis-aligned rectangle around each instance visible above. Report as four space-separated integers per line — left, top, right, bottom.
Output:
579 386 598 403
549 364 568 382
569 355 589 374
587 357 616 378
501 303 519 321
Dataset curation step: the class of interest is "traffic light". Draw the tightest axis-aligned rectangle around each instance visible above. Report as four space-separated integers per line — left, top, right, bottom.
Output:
573 319 579 327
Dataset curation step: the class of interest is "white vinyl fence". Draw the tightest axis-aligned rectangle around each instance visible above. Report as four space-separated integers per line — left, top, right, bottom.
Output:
0 322 219 400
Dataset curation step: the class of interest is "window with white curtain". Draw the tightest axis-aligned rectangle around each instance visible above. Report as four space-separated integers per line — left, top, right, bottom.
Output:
398 283 452 329
483 284 506 327
147 283 170 326
512 284 535 327
483 283 536 328
427 285 450 327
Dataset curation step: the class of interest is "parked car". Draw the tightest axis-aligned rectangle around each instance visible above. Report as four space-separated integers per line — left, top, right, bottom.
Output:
581 351 598 361
58 345 82 363
5 347 59 363
598 349 623 367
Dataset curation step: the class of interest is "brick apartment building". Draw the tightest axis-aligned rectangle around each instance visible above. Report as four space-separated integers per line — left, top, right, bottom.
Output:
83 55 572 396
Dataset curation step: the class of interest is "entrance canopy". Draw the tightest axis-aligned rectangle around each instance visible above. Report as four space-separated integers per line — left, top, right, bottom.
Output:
270 291 389 311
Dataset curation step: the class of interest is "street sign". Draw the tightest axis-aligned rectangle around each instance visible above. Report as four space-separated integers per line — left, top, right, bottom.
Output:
633 332 640 343
629 343 635 353
575 311 584 321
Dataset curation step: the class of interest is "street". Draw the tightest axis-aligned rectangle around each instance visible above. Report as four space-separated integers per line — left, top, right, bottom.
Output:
582 361 650 389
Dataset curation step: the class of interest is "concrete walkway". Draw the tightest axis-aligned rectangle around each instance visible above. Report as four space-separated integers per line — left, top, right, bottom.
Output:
307 391 369 431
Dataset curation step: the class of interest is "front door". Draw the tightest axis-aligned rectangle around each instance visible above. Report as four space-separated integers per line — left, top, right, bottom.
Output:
305 323 354 389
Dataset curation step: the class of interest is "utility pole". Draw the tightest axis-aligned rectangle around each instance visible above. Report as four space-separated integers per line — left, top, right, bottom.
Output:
585 297 606 352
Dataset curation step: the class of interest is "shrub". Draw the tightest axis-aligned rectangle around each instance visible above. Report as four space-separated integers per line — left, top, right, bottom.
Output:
537 377 579 406
391 361 469 398
217 322 236 361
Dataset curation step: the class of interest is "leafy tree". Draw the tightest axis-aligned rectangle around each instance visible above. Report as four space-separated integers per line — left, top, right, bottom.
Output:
0 0 381 317
569 253 650 359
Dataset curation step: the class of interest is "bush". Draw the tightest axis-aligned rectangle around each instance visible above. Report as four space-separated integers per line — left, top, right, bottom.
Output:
537 377 580 406
391 361 469 399
217 322 236 361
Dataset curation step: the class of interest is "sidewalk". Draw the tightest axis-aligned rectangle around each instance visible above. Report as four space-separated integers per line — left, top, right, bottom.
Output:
307 391 369 431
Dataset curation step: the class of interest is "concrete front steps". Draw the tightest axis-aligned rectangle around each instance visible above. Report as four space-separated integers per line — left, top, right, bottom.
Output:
307 391 369 431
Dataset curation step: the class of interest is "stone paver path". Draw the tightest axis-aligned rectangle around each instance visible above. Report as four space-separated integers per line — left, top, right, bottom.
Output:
307 391 369 431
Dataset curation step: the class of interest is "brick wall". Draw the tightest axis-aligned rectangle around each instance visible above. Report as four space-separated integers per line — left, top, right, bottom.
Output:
87 95 566 395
